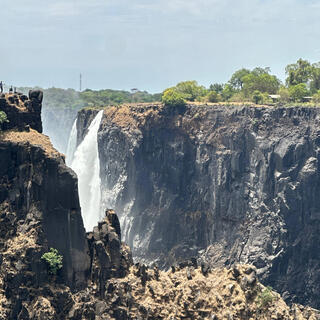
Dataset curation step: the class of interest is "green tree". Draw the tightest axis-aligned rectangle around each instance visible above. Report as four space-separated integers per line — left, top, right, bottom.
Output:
229 68 251 90
206 91 220 103
175 80 207 101
310 62 320 94
285 59 312 87
209 83 224 94
41 248 63 275
162 87 186 107
312 90 320 103
252 90 264 104
288 83 309 102
242 71 280 96
221 84 235 101
278 86 290 103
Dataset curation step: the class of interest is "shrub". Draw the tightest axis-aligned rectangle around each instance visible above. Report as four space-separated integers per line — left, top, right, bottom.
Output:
162 87 186 107
206 91 221 103
312 90 320 103
278 86 290 103
229 92 247 103
289 83 309 102
175 80 207 101
252 90 264 104
0 111 8 130
256 286 276 308
41 248 63 275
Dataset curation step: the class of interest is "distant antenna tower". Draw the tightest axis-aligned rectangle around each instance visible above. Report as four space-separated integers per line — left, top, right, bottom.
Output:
80 73 82 92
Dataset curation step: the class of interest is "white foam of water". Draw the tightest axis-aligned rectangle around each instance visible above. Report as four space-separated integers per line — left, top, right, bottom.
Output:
70 110 104 231
66 119 77 167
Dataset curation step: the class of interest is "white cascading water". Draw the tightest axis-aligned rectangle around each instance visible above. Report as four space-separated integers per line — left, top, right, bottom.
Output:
65 119 77 167
69 110 104 231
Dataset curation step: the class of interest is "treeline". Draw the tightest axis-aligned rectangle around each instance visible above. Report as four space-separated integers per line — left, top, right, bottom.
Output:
17 87 161 110
162 58 320 106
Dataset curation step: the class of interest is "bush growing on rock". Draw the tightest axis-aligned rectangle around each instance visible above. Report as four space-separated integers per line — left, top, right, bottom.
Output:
0 111 8 130
41 248 63 275
256 286 276 308
252 90 264 104
162 87 186 107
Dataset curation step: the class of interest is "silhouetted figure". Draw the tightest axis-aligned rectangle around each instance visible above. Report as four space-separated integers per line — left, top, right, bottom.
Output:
9 86 13 94
0 81 3 93
14 87 17 94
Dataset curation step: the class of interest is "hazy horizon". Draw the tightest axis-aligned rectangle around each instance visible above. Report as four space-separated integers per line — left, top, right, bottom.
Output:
1 0 320 93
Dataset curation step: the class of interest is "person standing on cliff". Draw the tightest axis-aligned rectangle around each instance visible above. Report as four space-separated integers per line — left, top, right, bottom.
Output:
0 81 3 93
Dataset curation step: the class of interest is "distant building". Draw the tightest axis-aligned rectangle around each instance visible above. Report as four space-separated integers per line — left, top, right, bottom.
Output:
302 96 312 102
269 94 280 103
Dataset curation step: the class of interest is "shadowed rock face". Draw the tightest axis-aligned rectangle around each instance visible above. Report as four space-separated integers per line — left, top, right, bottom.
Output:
0 91 92 318
96 103 320 308
0 140 90 290
76 108 100 147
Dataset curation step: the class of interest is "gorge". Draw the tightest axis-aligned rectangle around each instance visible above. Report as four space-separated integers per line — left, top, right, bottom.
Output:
50 101 320 310
0 91 319 319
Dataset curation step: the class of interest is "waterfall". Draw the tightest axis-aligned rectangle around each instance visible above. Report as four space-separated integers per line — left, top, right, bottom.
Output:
70 110 104 231
65 119 77 167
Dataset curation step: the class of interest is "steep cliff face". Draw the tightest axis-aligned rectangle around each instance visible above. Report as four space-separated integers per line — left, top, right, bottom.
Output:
0 93 319 319
97 103 320 308
76 108 100 147
0 94 90 318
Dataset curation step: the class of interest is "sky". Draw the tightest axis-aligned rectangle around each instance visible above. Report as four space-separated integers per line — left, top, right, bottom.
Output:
1 0 320 93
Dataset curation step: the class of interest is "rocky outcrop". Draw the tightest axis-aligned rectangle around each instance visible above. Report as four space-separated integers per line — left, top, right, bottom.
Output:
97 103 320 308
87 209 133 298
76 108 100 147
0 92 42 132
0 91 91 318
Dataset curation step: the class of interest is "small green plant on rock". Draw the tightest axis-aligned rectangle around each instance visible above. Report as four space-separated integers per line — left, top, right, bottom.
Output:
0 111 8 130
41 248 63 275
256 286 276 308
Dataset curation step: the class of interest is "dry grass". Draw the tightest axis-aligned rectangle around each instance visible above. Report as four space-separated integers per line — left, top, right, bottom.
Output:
104 104 161 129
111 264 304 319
0 129 61 158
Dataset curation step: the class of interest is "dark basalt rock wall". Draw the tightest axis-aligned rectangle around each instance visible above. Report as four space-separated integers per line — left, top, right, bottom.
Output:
76 108 100 146
0 91 92 318
97 103 320 308
0 140 90 291
0 94 319 318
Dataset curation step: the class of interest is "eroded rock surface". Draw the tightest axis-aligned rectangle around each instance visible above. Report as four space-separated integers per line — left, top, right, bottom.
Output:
0 92 42 132
1 96 319 319
97 103 320 308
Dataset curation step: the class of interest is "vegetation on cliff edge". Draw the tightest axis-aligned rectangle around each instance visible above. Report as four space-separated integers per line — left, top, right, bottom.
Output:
162 58 320 106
